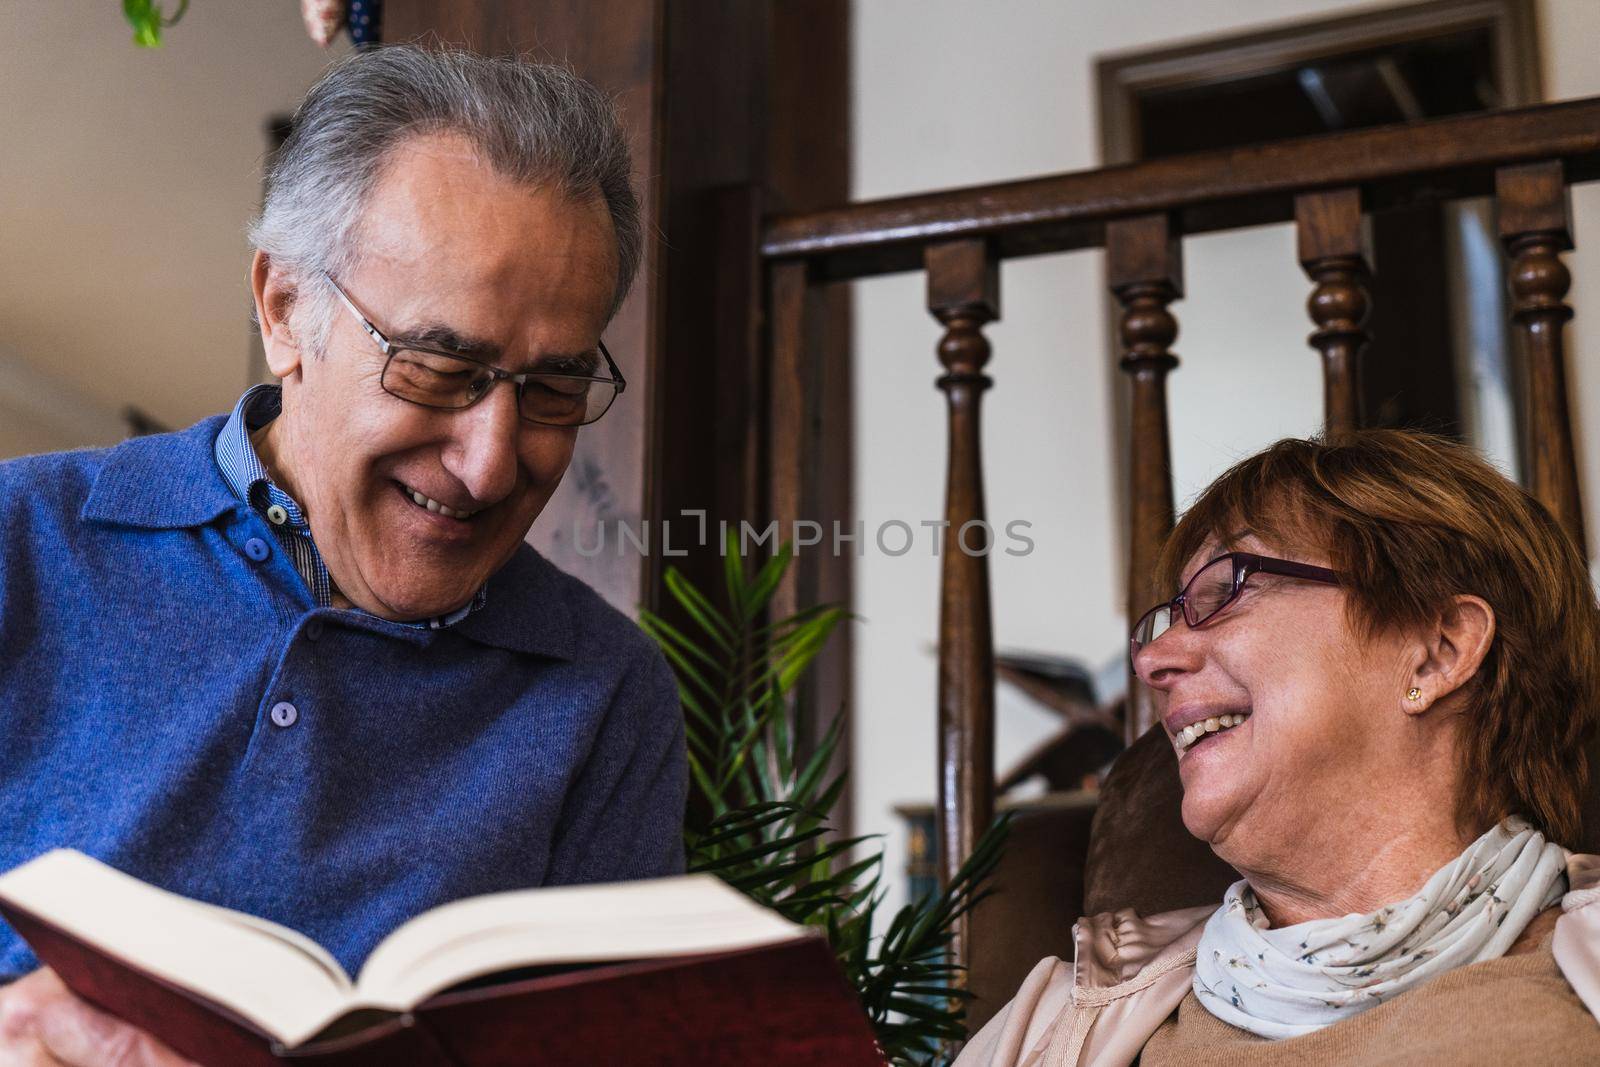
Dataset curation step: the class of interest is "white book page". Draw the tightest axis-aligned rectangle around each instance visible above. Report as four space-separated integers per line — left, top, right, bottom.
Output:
356 874 805 1008
0 851 367 1048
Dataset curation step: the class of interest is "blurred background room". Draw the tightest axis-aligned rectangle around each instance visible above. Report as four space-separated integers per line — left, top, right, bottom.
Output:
0 4 343 457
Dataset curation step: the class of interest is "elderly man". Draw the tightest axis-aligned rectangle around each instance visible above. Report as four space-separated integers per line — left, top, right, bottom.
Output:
0 46 684 1063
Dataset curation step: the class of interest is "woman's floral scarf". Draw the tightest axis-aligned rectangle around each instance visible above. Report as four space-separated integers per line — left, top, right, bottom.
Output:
1193 817 1567 1039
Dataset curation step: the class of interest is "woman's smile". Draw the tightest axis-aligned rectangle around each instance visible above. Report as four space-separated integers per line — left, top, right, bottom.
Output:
1172 711 1251 756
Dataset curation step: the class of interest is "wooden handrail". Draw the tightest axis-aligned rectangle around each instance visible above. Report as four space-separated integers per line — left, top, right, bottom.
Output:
761 95 1600 279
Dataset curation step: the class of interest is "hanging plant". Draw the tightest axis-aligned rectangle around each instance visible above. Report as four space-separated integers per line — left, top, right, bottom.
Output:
123 0 189 48
121 0 382 49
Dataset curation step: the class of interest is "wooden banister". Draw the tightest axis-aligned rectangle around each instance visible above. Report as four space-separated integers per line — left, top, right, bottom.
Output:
1296 189 1372 438
926 238 999 969
753 95 1600 998
1108 214 1183 745
762 96 1600 280
1497 160 1587 554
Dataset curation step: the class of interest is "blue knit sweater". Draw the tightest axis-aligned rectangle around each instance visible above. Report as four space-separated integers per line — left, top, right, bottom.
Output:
0 416 686 979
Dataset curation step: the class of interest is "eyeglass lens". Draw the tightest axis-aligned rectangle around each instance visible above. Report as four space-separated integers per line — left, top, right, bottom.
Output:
1131 555 1240 650
383 348 618 426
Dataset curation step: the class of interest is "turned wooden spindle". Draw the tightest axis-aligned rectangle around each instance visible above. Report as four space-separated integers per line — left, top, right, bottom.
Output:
925 238 998 975
1497 160 1586 554
1108 214 1183 746
1296 189 1371 438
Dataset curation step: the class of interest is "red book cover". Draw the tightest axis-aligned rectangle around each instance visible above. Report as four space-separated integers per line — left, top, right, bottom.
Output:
3 901 886 1066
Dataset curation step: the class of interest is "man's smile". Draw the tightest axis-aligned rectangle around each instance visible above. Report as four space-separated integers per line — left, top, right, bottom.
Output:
396 480 482 520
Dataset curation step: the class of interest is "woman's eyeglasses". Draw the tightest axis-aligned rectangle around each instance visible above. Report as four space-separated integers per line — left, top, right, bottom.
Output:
1130 552 1340 658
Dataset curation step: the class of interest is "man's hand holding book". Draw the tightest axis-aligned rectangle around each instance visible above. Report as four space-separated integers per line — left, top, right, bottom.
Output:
0 967 198 1067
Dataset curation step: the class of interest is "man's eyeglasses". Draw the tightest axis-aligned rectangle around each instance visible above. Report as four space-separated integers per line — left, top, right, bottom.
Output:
323 273 625 427
1130 551 1340 658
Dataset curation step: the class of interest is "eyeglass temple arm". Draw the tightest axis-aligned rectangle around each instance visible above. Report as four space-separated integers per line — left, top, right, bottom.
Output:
1252 556 1340 583
321 272 390 351
598 340 626 391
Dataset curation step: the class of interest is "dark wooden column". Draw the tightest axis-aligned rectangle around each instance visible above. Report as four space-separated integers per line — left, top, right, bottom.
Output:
766 4 855 827
1296 189 1371 438
1497 160 1586 553
1108 214 1182 744
926 238 998 972
767 257 814 624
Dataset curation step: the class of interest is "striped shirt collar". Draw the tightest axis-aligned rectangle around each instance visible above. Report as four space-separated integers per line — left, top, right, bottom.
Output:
214 384 484 629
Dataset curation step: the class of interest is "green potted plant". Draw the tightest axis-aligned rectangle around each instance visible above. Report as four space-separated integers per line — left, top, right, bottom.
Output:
641 538 1008 1066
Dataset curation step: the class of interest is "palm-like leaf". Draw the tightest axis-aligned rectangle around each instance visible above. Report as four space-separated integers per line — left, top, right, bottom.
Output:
643 535 1011 1066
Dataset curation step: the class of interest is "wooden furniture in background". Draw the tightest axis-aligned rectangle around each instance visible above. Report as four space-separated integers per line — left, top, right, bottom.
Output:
991 653 1121 796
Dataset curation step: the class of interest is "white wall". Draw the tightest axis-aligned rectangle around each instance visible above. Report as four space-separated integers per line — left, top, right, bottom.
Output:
0 5 345 457
0 343 125 455
850 0 1600 917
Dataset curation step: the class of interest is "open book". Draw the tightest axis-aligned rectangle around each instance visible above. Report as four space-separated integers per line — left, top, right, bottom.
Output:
0 850 882 1066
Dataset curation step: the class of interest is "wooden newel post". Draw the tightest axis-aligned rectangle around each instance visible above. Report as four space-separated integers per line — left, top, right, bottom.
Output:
1497 160 1587 554
1108 214 1182 745
925 238 998 974
1296 189 1371 438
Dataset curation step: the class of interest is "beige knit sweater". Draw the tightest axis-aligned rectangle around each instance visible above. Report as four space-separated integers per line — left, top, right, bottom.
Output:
959 858 1600 1067
1139 931 1598 1065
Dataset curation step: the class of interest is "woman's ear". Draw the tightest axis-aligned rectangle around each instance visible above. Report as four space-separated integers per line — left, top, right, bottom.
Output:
1407 595 1496 714
251 250 306 381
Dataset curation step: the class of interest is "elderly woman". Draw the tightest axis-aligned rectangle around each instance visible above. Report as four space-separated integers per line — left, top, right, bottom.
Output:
960 429 1600 1065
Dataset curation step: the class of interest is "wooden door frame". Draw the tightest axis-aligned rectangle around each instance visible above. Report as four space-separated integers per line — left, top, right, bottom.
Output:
1099 0 1541 167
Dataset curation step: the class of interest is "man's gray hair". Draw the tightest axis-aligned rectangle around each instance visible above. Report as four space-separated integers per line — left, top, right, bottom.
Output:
250 45 641 354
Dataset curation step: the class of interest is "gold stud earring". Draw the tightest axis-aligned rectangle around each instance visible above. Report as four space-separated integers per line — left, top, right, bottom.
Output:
1407 687 1422 701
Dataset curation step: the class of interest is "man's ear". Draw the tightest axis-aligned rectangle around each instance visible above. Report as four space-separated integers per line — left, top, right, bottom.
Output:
251 250 306 381
1407 595 1496 714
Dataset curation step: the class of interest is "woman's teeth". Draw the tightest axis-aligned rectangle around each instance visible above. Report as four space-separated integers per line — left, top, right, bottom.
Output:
404 485 478 520
1175 713 1248 753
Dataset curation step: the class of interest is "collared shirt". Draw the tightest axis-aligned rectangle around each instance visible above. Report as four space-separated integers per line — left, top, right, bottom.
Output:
213 384 481 628
0 413 686 980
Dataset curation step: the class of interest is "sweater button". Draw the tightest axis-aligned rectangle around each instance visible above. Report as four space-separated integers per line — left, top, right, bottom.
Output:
270 702 298 728
244 537 271 562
